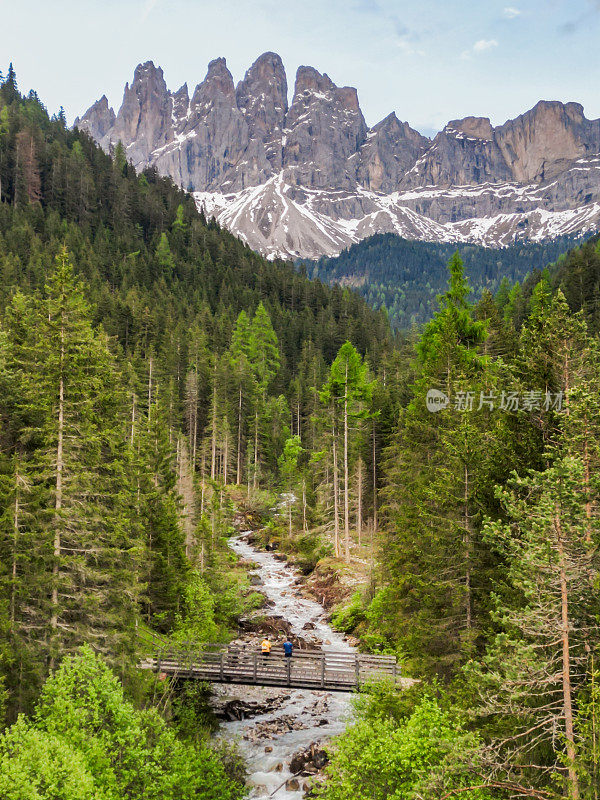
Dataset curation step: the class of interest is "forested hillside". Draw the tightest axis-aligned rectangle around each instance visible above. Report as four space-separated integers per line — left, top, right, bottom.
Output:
308 232 579 327
317 245 600 799
2 63 600 800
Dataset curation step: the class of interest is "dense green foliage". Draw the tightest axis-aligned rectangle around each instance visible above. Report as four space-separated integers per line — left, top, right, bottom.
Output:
504 233 600 333
328 252 600 798
315 685 491 800
0 647 243 800
0 67 394 706
307 232 579 328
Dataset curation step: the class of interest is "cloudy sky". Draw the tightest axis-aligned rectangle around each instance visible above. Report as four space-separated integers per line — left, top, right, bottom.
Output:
3 0 599 136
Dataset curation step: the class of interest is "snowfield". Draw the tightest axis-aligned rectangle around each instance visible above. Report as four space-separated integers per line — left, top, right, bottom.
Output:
194 172 600 260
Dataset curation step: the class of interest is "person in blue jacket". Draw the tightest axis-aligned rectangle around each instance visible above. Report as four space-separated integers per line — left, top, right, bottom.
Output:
283 638 293 659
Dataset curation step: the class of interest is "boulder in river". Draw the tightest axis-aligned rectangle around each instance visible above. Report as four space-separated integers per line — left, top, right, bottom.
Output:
290 741 329 775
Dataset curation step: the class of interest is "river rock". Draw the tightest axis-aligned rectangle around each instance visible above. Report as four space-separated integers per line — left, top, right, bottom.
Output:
286 778 300 791
243 713 309 741
289 742 329 775
213 689 291 720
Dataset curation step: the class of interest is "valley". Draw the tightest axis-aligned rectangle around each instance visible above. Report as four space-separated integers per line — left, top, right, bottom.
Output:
2 28 600 800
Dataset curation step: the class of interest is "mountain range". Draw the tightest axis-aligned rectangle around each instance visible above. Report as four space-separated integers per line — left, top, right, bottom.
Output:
76 54 600 260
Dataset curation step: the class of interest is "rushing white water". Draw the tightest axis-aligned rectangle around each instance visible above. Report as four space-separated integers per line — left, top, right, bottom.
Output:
217 534 355 799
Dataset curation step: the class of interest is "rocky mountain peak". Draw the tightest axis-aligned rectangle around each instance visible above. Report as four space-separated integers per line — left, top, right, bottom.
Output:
132 60 166 86
192 58 236 107
358 113 430 193
238 51 287 96
111 60 171 169
495 99 600 182
447 117 494 140
293 66 335 98
236 52 288 173
76 55 600 260
283 66 367 189
172 83 190 120
74 95 115 144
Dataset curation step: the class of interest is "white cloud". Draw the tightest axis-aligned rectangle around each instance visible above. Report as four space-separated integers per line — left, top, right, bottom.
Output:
473 38 499 52
503 6 521 19
461 38 499 59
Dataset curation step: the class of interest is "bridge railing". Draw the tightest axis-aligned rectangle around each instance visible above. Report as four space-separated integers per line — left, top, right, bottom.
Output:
137 630 401 689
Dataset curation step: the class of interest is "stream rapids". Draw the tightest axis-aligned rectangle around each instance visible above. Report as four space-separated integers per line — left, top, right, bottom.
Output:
216 534 354 799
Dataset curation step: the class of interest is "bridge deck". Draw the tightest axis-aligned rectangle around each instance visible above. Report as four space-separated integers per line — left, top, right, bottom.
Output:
139 643 400 692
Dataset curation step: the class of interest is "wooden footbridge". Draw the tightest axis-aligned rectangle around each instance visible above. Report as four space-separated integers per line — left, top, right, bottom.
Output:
139 635 400 692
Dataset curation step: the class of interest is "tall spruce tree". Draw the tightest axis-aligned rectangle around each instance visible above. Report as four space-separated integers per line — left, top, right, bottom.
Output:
321 342 371 561
3 250 143 677
378 252 496 673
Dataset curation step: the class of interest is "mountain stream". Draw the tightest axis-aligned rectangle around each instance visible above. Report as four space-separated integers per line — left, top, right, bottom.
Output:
215 534 354 799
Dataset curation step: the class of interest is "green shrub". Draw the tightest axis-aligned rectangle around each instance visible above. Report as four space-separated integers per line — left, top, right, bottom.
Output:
0 718 97 800
331 591 366 634
314 694 492 800
0 646 245 800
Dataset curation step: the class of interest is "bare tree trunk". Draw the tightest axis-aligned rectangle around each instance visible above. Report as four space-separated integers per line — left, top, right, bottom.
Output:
357 458 363 548
253 410 259 490
14 135 20 205
302 478 307 534
556 509 580 800
210 382 217 481
464 463 472 632
130 392 136 445
332 407 340 559
200 445 206 516
592 653 599 800
177 438 196 561
147 355 153 413
246 445 251 497
51 320 65 667
237 386 243 485
343 362 350 562
192 398 198 472
11 464 22 626
223 428 229 486
583 430 593 544
372 418 378 534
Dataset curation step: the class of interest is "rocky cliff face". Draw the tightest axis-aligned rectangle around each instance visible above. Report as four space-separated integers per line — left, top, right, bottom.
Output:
282 66 367 189
76 54 600 259
236 51 288 174
357 113 430 193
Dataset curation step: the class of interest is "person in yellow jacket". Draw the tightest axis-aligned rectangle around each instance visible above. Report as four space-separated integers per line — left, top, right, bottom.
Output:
261 638 271 663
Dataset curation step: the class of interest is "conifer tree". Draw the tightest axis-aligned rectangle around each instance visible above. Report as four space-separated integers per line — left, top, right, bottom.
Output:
321 342 371 561
379 252 494 672
248 302 280 488
3 250 143 673
469 456 600 799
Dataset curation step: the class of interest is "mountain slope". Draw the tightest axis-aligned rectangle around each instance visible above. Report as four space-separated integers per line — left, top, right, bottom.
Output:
76 55 600 258
308 233 581 327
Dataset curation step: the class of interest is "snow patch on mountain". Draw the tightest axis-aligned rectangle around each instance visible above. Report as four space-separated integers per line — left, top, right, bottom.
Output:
194 175 600 260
